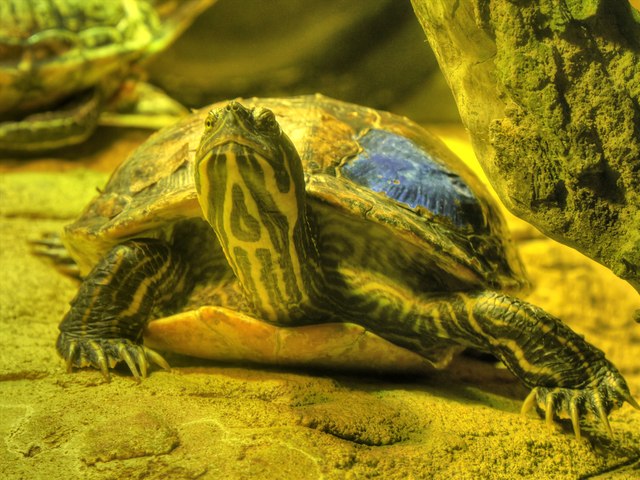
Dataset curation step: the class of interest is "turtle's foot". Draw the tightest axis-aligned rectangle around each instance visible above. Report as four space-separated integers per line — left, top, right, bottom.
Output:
57 332 170 382
521 369 640 440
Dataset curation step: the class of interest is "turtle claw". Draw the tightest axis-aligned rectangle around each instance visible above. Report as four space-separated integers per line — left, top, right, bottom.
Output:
143 347 171 372
569 401 582 441
625 391 640 410
117 344 141 381
88 340 111 381
521 368 637 439
597 405 613 438
57 332 170 381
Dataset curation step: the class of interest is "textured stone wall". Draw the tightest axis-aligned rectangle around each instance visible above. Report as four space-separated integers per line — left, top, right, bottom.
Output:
412 0 640 295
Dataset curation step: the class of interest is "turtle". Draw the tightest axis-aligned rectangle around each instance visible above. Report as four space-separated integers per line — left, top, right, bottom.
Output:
0 0 215 154
52 94 637 439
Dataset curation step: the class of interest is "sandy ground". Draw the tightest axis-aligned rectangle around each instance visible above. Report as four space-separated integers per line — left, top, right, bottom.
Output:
1 125 639 479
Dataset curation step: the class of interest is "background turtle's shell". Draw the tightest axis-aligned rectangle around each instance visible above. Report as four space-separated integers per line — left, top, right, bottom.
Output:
65 94 527 292
0 0 213 115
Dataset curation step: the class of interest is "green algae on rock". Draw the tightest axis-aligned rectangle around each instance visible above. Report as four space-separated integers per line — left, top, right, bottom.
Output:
411 0 640 294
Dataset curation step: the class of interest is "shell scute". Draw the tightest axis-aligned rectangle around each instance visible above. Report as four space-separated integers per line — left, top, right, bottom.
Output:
340 129 484 230
0 0 214 115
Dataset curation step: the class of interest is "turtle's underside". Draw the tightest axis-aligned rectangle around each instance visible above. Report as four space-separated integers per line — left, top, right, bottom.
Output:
49 95 637 439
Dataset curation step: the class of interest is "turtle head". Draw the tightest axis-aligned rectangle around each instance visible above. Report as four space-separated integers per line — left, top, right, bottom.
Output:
194 101 322 323
196 102 306 218
198 102 299 177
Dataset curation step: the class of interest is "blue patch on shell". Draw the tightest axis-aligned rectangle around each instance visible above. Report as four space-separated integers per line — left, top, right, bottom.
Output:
341 129 482 228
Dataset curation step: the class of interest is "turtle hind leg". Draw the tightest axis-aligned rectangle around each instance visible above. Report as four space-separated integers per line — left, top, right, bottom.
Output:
31 232 81 279
58 238 193 381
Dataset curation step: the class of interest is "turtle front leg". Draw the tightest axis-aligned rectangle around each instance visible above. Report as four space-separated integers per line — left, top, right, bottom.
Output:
461 293 638 438
359 289 638 438
57 239 192 381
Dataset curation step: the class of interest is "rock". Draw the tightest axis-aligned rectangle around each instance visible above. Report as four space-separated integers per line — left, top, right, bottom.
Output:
77 412 179 465
297 392 420 446
411 0 640 293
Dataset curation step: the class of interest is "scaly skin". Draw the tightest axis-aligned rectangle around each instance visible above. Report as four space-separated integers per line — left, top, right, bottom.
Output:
56 239 192 380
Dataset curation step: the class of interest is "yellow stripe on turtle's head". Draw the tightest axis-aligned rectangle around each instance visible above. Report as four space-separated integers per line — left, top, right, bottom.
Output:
194 101 321 323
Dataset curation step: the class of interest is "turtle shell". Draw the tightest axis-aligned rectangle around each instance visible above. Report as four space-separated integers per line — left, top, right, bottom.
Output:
65 94 527 295
0 0 213 116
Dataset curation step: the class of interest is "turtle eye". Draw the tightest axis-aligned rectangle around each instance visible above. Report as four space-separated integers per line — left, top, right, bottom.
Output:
256 109 279 133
